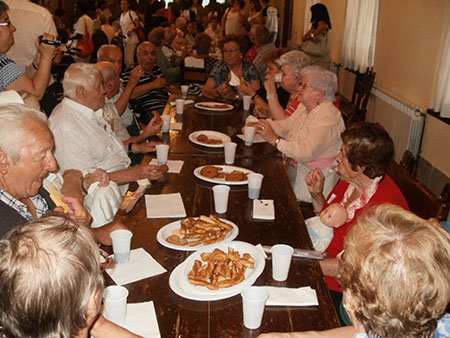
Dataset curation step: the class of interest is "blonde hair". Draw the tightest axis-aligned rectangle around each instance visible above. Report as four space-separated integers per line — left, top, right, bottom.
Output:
339 204 450 338
0 215 103 338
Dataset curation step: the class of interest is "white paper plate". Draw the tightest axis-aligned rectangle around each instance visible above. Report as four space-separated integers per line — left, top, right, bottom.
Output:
188 130 231 148
194 102 234 111
156 217 239 251
194 165 254 185
169 241 265 301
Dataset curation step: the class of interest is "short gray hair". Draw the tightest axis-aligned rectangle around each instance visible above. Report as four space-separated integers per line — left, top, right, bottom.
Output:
276 50 310 79
0 103 47 162
63 63 102 99
0 215 103 338
300 65 337 102
97 44 122 62
95 61 117 83
251 24 271 45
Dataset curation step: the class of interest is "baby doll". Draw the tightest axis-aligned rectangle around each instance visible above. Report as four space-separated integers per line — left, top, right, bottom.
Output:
306 203 348 252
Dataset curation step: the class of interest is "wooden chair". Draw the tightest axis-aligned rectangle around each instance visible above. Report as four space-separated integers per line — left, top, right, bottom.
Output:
386 154 450 221
339 67 376 126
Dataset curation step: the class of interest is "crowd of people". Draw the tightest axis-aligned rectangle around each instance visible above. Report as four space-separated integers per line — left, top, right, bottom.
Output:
0 1 448 338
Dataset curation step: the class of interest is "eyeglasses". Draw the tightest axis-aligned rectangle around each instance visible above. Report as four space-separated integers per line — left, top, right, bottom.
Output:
300 82 315 90
0 21 12 27
223 48 240 53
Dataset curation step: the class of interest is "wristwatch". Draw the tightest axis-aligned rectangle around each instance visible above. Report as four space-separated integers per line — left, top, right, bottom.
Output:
274 138 281 148
128 142 134 154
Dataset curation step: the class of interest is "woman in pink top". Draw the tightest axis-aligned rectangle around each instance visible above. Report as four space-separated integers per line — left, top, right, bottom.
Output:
254 65 345 202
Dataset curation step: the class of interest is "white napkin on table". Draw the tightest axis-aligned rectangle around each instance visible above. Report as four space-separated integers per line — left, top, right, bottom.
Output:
105 248 166 285
237 133 266 144
170 122 183 130
149 159 184 173
170 99 194 106
125 301 161 338
264 286 319 306
253 199 275 219
145 193 186 218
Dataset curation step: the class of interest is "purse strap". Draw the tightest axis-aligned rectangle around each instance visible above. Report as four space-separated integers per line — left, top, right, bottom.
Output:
129 11 138 28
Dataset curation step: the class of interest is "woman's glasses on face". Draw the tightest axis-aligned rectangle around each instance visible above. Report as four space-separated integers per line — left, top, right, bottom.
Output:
0 21 12 28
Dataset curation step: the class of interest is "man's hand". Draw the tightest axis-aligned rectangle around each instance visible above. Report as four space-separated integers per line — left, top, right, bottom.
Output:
128 65 145 87
130 164 164 181
133 141 162 154
84 169 110 189
57 196 92 227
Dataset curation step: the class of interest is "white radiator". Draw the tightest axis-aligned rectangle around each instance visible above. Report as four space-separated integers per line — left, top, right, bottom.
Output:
368 88 426 160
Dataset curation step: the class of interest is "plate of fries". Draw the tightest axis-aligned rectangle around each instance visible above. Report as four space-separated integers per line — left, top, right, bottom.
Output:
169 241 265 301
157 215 239 251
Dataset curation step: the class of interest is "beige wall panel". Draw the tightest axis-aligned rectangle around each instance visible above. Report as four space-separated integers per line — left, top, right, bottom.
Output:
421 115 450 175
374 0 447 108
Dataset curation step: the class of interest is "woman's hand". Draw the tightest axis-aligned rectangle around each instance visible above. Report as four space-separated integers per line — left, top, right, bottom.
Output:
306 168 325 195
254 102 271 118
255 119 278 145
264 72 277 96
37 32 57 63
238 77 255 97
217 84 236 99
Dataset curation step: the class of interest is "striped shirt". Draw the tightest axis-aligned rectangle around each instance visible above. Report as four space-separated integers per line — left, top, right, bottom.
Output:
121 64 169 124
0 54 25 91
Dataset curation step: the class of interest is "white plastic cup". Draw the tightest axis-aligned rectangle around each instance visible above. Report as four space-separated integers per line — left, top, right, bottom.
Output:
161 115 170 133
155 144 170 165
243 126 256 146
103 285 129 326
180 85 189 99
247 173 264 199
241 286 269 329
274 72 283 83
223 141 237 164
110 230 133 264
271 244 294 281
212 185 230 214
243 95 251 110
175 99 185 114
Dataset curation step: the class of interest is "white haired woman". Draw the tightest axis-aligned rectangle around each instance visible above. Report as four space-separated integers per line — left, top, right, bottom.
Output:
259 204 450 338
240 50 310 120
0 215 140 337
254 65 344 202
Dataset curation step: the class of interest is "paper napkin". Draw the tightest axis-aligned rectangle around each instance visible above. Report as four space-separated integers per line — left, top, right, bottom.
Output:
253 199 275 219
145 193 186 218
170 122 183 130
125 301 161 338
245 114 260 124
149 159 184 173
237 133 266 144
170 99 194 106
105 248 166 285
264 286 319 306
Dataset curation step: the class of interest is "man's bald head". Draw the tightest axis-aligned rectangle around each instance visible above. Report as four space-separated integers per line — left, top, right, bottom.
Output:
97 44 123 74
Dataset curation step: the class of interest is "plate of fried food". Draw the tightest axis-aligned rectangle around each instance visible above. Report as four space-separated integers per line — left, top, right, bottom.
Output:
169 241 265 301
194 102 234 111
194 165 253 185
188 130 231 148
157 214 239 251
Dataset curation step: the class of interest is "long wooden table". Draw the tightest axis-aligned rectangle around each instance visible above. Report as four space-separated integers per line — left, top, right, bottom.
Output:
108 100 340 337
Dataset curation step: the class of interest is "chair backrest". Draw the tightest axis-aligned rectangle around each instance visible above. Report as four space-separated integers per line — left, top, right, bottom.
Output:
351 68 376 112
182 67 208 84
386 155 449 221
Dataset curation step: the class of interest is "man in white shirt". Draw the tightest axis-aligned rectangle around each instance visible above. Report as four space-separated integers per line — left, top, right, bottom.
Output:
49 62 164 196
4 0 57 67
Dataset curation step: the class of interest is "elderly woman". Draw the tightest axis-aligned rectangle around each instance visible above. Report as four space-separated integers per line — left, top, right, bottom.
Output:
202 34 260 101
148 26 180 84
259 204 450 338
240 49 309 119
254 66 344 202
306 122 408 312
0 1 56 101
0 215 140 338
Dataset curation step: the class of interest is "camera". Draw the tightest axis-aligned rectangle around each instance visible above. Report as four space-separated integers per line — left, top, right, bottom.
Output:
39 35 62 47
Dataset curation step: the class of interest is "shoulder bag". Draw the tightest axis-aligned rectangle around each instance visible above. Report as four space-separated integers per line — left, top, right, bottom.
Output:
76 16 95 58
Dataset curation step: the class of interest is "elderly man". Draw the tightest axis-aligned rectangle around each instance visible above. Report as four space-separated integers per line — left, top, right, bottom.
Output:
96 61 162 164
121 41 169 125
49 62 164 196
0 103 125 244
